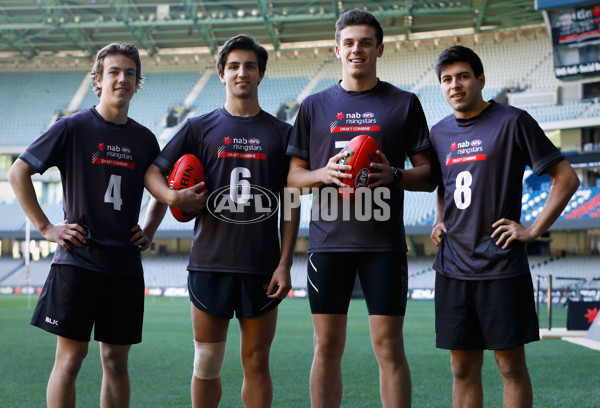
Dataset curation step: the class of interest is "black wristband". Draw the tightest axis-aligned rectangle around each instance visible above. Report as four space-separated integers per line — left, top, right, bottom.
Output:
391 166 403 185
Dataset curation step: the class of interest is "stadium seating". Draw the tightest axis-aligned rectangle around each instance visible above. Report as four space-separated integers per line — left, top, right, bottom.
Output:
310 78 337 95
519 101 593 123
0 255 191 288
127 72 201 136
563 187 600 219
0 258 25 282
588 278 600 290
142 255 189 287
0 71 83 146
137 193 195 233
0 204 28 231
522 187 600 221
405 256 437 290
296 194 314 233
290 255 309 291
582 102 600 119
522 190 549 223
2 33 600 295
404 255 600 293
186 73 226 120
529 255 600 292
80 71 202 137
258 75 308 114
404 191 436 226
78 83 100 111
43 203 66 224
1 252 597 297
3 34 600 153
2 185 598 237
1 258 52 287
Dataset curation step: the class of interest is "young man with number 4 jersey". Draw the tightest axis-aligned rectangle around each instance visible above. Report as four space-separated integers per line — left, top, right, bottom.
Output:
8 43 163 408
286 9 434 408
429 46 580 408
144 34 300 408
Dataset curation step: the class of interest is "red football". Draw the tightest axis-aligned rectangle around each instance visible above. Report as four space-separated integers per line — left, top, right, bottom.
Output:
337 135 381 201
167 154 206 222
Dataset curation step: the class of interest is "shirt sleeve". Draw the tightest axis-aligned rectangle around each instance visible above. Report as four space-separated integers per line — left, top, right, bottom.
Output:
153 119 199 173
428 144 442 187
515 111 564 175
286 100 311 162
406 94 431 157
19 119 68 174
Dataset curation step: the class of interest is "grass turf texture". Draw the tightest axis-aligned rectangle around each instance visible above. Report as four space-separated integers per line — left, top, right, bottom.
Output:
1 295 598 407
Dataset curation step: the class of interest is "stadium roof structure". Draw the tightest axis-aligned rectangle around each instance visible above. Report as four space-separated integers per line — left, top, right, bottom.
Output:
0 0 545 67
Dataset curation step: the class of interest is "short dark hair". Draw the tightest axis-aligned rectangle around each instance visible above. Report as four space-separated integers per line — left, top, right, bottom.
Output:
335 9 384 46
216 34 268 75
90 43 143 97
435 45 484 82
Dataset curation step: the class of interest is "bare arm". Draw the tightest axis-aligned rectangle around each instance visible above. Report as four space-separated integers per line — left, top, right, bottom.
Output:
142 197 168 239
403 151 437 192
7 158 87 250
369 150 436 192
491 159 580 249
430 185 447 246
267 188 301 299
130 197 168 251
144 163 207 214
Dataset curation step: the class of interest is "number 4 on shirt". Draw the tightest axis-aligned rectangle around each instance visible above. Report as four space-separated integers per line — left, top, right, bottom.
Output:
104 174 123 211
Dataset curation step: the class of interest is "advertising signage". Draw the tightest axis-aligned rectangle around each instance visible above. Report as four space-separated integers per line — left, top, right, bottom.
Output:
542 2 600 79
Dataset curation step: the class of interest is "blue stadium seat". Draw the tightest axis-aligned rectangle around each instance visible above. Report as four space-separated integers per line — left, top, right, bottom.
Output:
0 71 84 146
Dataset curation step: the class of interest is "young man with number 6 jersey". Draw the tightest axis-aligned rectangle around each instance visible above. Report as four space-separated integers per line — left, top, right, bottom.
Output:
144 34 300 408
429 45 580 408
286 9 435 408
8 43 164 408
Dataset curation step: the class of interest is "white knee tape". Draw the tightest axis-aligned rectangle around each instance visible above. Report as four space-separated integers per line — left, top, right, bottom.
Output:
193 340 226 380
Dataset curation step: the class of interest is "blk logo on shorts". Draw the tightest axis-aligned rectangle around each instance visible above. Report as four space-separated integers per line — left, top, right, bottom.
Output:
45 316 59 326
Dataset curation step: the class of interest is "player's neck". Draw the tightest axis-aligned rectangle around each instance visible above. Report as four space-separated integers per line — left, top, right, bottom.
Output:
223 97 261 118
340 74 379 92
95 101 129 125
454 100 490 120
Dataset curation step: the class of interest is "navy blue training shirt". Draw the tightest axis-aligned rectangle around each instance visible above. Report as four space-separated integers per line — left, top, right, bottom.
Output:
429 102 564 280
154 108 292 275
287 81 430 253
20 107 160 275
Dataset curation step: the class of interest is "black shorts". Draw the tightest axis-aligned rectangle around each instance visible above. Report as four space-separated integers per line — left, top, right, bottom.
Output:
435 273 540 350
307 251 408 316
30 264 145 345
188 271 281 319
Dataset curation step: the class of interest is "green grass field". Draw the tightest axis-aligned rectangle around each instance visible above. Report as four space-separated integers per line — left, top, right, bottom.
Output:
1 295 598 407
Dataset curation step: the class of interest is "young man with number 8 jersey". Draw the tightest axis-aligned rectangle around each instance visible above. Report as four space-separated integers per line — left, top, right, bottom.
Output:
8 43 163 408
429 45 580 408
144 34 300 408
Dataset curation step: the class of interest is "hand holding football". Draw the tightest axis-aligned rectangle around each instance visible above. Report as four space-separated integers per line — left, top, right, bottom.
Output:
167 154 206 222
337 135 381 201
